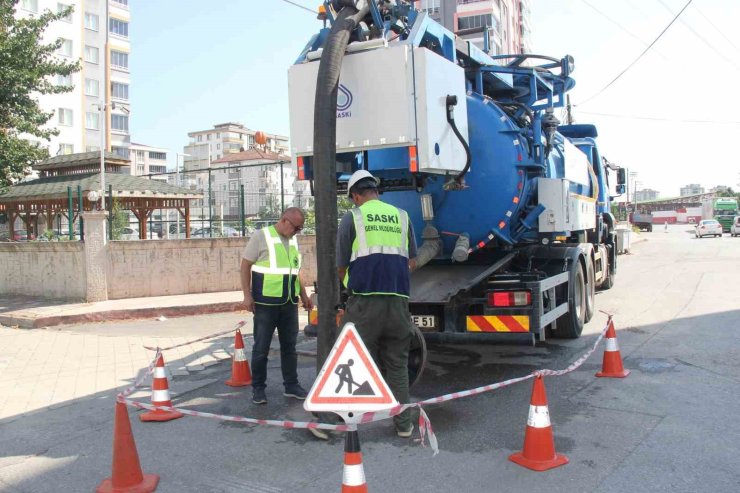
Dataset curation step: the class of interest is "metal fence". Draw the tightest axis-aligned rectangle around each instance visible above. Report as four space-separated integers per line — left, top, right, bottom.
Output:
140 160 313 239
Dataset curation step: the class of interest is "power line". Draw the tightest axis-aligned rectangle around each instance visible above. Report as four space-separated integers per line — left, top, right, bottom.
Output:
656 0 740 72
690 4 740 55
577 0 694 106
578 0 669 60
578 110 740 125
279 0 315 14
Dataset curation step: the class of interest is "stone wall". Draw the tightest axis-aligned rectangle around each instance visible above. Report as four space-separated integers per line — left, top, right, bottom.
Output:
106 235 317 300
0 233 318 301
0 242 86 300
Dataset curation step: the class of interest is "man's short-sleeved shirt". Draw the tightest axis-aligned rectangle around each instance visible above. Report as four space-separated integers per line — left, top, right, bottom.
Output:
243 226 291 264
336 203 417 268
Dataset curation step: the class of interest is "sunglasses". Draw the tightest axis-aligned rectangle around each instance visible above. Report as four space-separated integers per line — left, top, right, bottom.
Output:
285 217 303 232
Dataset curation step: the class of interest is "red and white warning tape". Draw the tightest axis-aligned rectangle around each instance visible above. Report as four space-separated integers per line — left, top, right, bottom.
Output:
119 316 613 455
143 320 247 351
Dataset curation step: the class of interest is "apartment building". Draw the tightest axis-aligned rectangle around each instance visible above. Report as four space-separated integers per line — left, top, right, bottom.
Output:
680 184 705 196
209 149 309 220
15 0 132 158
418 0 531 55
183 123 290 172
129 143 168 181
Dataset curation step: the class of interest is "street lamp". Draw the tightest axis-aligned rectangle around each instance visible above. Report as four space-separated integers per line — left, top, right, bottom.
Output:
174 152 191 238
94 100 129 208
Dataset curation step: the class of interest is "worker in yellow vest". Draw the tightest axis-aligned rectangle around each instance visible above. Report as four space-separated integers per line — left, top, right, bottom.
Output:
241 207 313 405
337 170 418 438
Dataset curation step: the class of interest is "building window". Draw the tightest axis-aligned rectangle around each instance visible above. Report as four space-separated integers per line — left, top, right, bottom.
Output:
56 73 72 87
85 78 99 97
21 0 38 13
86 145 99 152
112 146 130 158
111 114 129 132
197 135 202 142
57 3 72 22
112 0 128 5
216 143 221 149
109 18 129 37
59 143 74 155
84 12 99 31
149 152 166 160
58 39 73 57
458 14 493 31
111 50 128 69
207 134 212 140
58 108 73 126
419 0 439 14
85 112 99 130
216 132 221 138
84 45 99 64
111 82 129 100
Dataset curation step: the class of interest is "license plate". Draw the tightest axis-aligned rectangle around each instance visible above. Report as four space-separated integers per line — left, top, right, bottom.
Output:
412 315 436 329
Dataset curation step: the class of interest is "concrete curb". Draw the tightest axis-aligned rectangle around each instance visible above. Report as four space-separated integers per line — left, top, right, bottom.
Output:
0 301 242 329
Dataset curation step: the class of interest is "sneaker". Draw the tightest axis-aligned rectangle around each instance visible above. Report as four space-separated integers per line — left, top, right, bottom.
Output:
283 384 308 400
396 425 414 438
309 426 329 440
252 388 267 405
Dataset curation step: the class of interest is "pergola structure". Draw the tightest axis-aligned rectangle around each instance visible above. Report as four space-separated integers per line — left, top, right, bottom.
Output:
0 152 202 240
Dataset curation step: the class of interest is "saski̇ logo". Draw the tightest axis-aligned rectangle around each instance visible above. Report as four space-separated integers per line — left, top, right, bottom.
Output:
337 84 353 118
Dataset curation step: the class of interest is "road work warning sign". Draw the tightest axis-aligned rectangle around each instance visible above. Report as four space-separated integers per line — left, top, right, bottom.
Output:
304 323 398 413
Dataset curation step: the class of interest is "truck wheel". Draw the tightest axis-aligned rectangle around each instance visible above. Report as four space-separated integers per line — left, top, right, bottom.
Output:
553 262 586 339
584 258 595 323
408 323 427 388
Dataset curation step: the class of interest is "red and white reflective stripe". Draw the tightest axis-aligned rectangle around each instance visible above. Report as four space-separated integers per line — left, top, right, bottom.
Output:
233 348 247 361
153 366 167 379
527 405 551 428
605 338 619 352
151 390 171 403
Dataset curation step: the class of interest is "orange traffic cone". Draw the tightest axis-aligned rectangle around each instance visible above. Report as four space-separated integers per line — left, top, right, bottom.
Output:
140 354 183 422
596 320 630 378
342 430 368 492
225 329 252 387
509 375 569 471
96 402 159 493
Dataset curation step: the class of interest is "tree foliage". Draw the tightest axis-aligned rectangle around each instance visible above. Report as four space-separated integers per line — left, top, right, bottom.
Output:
0 1 80 189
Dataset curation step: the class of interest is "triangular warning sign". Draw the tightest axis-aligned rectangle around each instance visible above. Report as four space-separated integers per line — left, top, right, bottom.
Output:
304 323 398 413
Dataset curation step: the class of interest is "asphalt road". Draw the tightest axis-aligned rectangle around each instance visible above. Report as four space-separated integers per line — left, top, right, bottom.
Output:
1 224 739 492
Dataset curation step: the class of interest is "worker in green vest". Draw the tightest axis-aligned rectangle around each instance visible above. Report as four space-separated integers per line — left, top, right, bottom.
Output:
336 170 418 438
241 207 313 405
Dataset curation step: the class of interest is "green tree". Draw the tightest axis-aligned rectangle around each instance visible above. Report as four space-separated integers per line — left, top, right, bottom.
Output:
0 2 80 190
110 199 129 240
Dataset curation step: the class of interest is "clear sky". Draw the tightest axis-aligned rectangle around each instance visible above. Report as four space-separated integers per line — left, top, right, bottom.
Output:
131 0 740 198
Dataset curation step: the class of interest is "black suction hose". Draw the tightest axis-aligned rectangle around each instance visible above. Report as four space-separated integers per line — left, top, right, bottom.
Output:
313 4 369 371
447 95 472 184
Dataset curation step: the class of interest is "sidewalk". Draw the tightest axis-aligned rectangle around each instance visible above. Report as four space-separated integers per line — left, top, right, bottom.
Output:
0 291 244 329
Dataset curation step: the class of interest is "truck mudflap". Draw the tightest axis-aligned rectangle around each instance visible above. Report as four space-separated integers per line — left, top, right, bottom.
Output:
409 254 516 304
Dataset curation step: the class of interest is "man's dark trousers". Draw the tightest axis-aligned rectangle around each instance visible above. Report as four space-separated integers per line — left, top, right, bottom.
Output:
342 294 413 430
251 303 299 391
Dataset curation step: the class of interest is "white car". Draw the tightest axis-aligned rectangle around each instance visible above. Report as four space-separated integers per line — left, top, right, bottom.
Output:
120 226 140 240
695 219 723 238
731 216 740 237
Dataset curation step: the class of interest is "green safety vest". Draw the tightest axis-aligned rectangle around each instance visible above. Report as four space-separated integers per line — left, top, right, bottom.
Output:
347 200 410 297
251 226 301 305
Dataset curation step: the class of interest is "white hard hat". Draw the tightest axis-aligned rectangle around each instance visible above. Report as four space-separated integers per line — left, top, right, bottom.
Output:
346 170 380 197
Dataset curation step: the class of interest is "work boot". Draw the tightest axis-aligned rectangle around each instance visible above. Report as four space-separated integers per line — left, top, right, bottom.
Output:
283 384 308 400
252 388 267 405
396 424 414 438
309 426 329 440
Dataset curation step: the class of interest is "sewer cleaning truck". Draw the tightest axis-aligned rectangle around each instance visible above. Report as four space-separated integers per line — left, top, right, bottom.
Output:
288 1 626 377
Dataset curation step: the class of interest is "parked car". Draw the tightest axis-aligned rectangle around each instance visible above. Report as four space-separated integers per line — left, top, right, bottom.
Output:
695 219 723 238
731 216 740 237
120 227 139 240
192 226 241 238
